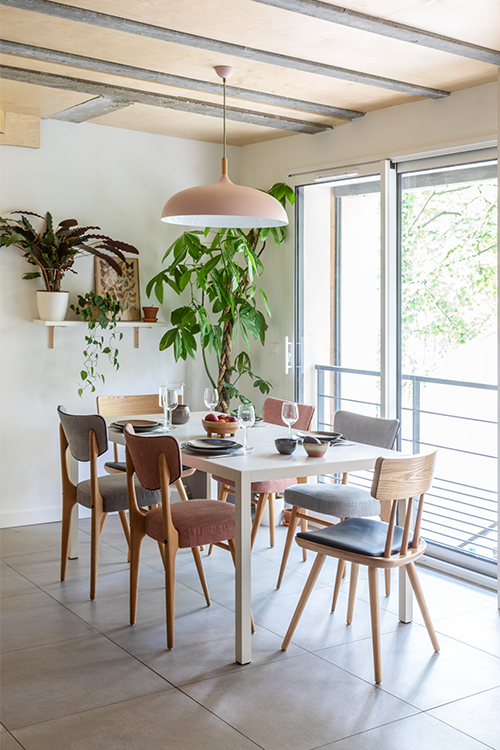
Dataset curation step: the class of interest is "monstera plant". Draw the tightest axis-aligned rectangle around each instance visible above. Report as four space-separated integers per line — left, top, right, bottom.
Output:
147 182 295 412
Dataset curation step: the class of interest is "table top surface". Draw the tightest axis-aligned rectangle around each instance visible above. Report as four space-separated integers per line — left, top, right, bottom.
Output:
107 411 398 484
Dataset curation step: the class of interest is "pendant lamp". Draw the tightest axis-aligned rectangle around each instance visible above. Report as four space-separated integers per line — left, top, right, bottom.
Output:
160 66 288 229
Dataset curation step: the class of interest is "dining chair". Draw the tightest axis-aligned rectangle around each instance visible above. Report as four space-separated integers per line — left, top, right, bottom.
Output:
281 451 439 683
57 405 160 600
124 425 242 648
212 397 315 549
96 394 195 503
277 411 400 600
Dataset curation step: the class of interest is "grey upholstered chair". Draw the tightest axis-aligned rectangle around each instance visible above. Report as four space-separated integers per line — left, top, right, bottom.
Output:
58 405 160 600
277 410 400 601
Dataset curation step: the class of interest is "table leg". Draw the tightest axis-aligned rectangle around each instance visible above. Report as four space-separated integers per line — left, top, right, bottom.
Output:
398 498 413 622
233 474 252 664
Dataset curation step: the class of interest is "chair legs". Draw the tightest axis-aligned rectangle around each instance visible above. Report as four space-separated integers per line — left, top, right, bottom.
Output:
368 567 382 683
130 526 146 625
60 494 76 583
346 563 359 624
276 505 300 588
90 505 105 601
331 560 345 612
191 546 211 607
282 552 326 650
406 562 440 652
164 540 178 649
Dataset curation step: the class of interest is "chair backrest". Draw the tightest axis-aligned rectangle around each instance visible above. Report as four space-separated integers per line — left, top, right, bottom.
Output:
370 451 437 555
57 405 108 462
124 427 182 491
263 397 315 432
96 394 161 417
334 411 399 449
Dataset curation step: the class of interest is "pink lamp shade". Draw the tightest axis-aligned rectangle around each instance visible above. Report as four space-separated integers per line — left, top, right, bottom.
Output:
161 159 289 229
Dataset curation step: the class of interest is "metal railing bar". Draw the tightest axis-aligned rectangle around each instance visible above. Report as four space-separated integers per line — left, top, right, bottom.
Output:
424 508 496 527
428 486 496 503
401 407 497 426
316 363 497 391
412 440 497 460
320 395 379 408
430 475 497 494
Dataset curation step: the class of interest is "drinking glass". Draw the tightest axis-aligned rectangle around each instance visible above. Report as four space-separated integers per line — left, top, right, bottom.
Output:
204 387 218 412
159 385 179 431
282 401 299 438
237 404 255 452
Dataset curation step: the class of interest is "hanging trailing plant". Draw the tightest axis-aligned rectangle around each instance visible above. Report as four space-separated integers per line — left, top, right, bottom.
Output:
70 291 123 396
147 182 295 412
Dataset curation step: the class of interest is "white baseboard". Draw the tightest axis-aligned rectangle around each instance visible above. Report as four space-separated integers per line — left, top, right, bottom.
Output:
0 505 90 528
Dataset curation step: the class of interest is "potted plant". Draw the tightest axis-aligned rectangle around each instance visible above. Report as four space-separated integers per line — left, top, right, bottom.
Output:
0 210 139 321
70 291 123 397
147 182 294 412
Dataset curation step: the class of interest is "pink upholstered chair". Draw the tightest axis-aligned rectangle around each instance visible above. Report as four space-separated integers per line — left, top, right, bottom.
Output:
124 425 238 648
213 397 315 550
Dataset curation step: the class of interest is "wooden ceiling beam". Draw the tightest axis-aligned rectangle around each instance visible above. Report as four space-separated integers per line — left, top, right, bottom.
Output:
49 96 133 122
0 64 332 133
252 0 500 66
0 40 365 119
1 0 450 98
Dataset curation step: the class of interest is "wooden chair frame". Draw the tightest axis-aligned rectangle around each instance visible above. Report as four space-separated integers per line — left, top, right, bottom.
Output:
96 393 195 502
59 424 131 600
281 452 440 684
125 441 251 648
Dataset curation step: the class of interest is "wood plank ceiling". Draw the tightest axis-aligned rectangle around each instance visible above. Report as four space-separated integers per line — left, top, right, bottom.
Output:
0 0 499 146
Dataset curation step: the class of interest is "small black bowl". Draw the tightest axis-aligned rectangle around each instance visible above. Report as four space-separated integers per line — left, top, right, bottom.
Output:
275 437 298 455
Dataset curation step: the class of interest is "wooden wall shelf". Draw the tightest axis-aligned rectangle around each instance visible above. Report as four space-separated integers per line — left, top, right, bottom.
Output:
33 319 167 349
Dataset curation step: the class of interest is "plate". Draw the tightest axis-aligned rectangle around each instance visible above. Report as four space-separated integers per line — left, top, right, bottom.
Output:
188 438 239 450
111 419 161 433
181 442 243 456
295 430 343 443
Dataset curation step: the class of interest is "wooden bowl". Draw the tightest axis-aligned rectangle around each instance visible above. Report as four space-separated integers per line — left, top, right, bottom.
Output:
202 418 239 438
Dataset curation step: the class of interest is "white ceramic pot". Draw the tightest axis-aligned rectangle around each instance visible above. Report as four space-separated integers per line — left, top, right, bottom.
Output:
36 290 69 321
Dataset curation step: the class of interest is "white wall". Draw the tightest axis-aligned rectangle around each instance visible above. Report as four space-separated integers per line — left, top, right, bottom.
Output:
0 119 240 526
239 83 498 409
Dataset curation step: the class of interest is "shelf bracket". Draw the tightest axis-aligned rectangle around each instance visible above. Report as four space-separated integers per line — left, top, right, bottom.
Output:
48 326 54 349
134 327 140 348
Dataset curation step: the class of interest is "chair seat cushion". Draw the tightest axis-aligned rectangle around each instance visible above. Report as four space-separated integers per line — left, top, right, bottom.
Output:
145 499 236 548
284 483 380 518
213 474 298 494
298 517 412 557
76 474 160 513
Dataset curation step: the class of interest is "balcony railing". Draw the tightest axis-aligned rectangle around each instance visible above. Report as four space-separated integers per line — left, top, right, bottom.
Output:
316 364 498 567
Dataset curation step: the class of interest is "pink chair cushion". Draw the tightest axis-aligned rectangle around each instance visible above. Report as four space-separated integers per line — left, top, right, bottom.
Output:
145 499 235 548
212 474 298 494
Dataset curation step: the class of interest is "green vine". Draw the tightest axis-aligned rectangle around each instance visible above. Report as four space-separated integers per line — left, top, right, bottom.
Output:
70 291 123 396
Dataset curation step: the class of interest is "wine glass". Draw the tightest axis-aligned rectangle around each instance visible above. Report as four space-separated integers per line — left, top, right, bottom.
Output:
159 385 179 431
204 387 218 412
237 404 255 452
282 401 299 438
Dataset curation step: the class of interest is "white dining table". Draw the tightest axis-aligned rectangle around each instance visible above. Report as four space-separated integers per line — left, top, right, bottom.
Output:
104 410 411 664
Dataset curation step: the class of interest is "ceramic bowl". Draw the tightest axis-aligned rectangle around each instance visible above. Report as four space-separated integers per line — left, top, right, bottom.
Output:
202 417 239 437
304 441 329 457
275 437 297 455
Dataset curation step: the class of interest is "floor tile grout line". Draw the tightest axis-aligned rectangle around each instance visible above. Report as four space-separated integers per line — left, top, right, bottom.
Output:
427 711 498 750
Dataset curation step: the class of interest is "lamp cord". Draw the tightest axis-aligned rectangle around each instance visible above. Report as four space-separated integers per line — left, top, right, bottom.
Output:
222 77 227 160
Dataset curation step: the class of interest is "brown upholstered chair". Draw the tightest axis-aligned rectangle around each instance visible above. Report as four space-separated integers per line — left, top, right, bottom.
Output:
96 394 195 502
212 397 315 549
282 451 439 683
58 405 160 600
124 425 241 648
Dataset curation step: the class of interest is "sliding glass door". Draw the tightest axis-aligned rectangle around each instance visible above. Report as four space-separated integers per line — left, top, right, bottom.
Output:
398 157 498 574
296 150 497 575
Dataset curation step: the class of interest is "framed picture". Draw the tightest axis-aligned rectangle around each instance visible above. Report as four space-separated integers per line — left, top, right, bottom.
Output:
95 257 140 321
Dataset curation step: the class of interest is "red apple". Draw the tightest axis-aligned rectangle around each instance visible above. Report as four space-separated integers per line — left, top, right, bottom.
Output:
205 413 218 422
226 415 237 423
217 415 228 421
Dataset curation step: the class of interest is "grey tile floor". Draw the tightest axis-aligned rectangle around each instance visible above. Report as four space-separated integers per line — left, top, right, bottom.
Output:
1 515 499 749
